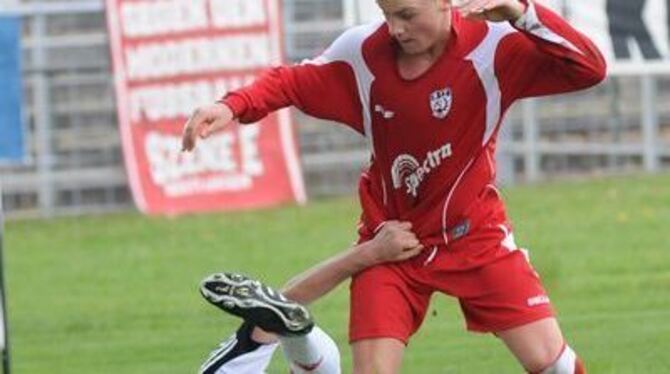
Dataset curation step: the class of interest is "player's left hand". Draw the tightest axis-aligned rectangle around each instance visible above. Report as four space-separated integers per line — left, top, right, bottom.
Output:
181 103 235 152
365 221 424 265
457 0 527 22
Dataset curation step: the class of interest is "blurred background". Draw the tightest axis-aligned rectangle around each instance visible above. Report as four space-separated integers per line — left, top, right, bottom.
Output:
0 0 668 218
0 0 669 373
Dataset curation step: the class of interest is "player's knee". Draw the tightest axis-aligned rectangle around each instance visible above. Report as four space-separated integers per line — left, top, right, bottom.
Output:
351 348 376 374
373 357 401 374
524 346 561 373
527 345 585 374
352 339 403 374
352 359 397 374
352 361 374 374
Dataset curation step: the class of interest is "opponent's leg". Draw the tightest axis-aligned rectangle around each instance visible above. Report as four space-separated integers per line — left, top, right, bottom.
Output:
200 272 341 373
497 317 585 374
351 338 405 374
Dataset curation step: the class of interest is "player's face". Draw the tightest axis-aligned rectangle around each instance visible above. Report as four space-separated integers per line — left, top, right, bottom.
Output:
377 0 451 55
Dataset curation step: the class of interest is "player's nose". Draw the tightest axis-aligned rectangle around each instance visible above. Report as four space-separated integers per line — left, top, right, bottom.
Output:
387 19 406 39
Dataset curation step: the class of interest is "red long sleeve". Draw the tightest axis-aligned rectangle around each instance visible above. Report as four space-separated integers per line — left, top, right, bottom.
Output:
496 1 607 102
221 57 364 133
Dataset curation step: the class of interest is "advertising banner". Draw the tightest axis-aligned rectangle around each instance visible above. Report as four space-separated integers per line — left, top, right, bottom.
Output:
0 15 24 164
106 0 306 214
566 0 670 75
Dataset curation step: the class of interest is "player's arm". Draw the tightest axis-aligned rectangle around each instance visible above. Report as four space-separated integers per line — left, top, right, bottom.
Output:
509 0 606 96
222 60 363 125
460 0 607 98
182 27 366 151
182 61 361 151
280 221 423 305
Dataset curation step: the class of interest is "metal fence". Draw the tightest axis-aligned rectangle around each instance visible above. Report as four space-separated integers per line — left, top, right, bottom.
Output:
0 0 669 218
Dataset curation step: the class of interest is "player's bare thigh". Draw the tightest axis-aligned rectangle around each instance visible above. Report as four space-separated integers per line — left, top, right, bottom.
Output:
352 338 406 374
496 317 565 372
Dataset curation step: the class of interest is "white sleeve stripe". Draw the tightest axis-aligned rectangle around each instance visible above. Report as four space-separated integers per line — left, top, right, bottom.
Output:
514 0 583 55
301 22 383 156
466 22 517 146
301 55 329 66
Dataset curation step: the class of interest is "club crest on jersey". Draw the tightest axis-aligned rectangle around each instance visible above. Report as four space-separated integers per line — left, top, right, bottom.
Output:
429 87 453 119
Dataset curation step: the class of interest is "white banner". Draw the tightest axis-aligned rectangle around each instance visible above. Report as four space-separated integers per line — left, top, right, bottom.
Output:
569 0 669 74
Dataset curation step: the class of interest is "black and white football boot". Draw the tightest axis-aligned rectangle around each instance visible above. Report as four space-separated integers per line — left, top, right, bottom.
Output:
200 272 314 336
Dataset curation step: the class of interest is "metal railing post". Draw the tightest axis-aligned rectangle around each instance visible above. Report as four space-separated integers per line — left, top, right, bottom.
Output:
0 183 10 374
523 99 540 182
342 0 356 27
32 13 56 217
497 119 516 186
641 74 659 173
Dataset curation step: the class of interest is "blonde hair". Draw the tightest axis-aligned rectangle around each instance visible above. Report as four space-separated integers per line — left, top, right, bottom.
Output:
376 0 447 8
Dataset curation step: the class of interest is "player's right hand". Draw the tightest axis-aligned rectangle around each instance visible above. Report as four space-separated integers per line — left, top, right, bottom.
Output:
367 221 424 264
181 103 235 152
457 0 526 22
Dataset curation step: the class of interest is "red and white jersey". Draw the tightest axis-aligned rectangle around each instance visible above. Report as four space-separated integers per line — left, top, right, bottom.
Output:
222 1 606 247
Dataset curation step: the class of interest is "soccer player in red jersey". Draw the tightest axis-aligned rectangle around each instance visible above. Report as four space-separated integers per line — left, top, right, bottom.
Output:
184 1 606 372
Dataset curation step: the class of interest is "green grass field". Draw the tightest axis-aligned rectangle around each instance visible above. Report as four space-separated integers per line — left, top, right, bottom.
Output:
5 174 670 373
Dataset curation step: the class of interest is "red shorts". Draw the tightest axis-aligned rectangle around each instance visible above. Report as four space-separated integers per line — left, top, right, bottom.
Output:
349 224 554 344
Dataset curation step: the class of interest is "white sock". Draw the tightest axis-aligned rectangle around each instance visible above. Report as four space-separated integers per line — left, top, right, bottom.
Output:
540 345 579 374
279 326 341 374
